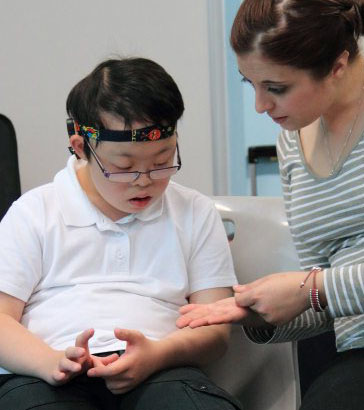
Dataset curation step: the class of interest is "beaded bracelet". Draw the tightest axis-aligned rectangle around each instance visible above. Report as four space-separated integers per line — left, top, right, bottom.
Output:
309 288 325 312
300 266 325 312
310 267 325 312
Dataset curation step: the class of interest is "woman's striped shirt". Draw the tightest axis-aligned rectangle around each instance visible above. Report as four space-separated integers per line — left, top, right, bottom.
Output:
265 128 364 352
246 129 364 351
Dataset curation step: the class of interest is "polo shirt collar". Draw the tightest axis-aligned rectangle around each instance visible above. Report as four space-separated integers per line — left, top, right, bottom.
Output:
54 156 164 227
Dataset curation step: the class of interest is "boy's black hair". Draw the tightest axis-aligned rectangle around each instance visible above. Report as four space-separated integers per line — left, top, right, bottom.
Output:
66 57 184 158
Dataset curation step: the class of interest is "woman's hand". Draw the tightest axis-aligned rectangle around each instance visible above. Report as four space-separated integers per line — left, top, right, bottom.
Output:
234 271 311 326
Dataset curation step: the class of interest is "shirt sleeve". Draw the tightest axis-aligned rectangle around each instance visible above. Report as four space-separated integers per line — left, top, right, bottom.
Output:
187 196 237 295
0 197 43 301
324 265 364 317
243 309 334 344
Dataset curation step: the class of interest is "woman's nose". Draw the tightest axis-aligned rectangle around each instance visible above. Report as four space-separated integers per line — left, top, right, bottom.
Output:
255 91 274 114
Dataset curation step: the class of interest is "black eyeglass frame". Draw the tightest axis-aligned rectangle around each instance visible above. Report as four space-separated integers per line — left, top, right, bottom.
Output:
85 138 182 183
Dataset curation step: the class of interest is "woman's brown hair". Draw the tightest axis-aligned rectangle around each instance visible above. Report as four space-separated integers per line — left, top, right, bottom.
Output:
231 0 364 79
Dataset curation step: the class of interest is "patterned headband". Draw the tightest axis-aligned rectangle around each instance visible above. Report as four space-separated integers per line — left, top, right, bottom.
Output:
67 119 175 142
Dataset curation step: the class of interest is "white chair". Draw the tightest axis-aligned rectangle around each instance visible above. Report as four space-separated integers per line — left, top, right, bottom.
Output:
204 196 301 410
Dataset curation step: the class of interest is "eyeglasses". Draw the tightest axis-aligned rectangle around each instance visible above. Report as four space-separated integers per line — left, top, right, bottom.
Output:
85 139 182 183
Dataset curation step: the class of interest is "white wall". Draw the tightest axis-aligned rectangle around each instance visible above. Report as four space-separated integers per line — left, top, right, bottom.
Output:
0 0 220 195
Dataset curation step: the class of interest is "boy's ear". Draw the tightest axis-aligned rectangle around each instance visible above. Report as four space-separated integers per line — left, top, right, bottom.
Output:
69 134 87 160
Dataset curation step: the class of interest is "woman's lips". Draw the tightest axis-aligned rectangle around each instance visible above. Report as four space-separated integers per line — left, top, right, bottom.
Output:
272 116 288 124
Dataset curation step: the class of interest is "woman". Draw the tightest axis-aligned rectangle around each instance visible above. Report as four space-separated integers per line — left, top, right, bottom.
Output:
177 1 364 409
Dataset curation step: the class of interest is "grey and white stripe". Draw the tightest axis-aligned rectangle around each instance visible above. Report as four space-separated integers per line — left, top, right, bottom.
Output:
245 129 364 351
270 129 364 351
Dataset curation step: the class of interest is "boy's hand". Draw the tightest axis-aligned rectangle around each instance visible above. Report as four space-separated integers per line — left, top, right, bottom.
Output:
176 296 273 329
50 328 94 384
87 328 160 394
176 297 247 329
50 328 118 385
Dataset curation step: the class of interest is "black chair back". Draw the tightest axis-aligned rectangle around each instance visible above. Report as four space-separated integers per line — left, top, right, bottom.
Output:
0 114 21 220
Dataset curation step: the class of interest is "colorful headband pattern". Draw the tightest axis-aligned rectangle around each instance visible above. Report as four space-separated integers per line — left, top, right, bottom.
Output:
67 119 175 142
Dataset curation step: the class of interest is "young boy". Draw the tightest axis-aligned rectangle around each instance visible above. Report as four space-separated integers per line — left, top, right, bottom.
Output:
0 58 241 410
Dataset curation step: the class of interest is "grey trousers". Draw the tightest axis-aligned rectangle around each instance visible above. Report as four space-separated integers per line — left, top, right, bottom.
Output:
300 348 364 410
0 366 243 410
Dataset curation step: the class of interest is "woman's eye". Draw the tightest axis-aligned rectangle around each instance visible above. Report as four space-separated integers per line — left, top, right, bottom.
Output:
268 86 288 95
241 78 255 88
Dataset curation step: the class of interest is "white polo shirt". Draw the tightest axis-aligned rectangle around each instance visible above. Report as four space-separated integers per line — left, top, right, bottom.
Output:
0 156 236 358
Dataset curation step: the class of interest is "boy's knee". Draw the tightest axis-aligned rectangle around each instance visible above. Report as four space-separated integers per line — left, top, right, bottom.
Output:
0 375 98 410
120 367 243 410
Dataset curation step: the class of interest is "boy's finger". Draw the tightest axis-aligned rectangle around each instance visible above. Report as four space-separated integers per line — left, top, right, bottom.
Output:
59 357 81 373
88 358 127 377
176 313 203 328
65 346 85 359
175 316 191 328
75 328 94 348
52 370 67 382
179 304 199 314
96 353 120 366
187 318 210 328
114 328 143 345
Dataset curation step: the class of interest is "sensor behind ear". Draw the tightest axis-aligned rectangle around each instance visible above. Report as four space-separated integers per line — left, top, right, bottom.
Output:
66 118 80 158
66 118 76 137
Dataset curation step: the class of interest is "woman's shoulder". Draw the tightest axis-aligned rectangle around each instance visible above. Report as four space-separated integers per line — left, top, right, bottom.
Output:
278 129 298 148
277 129 300 162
